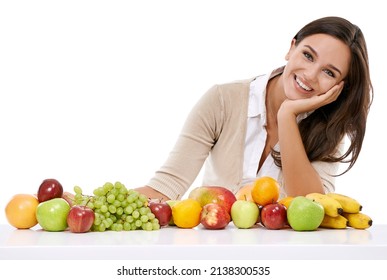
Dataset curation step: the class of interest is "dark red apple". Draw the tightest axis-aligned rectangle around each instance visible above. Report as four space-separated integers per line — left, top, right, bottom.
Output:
67 205 95 233
261 203 287 230
200 203 231 230
37 178 64 202
149 201 172 226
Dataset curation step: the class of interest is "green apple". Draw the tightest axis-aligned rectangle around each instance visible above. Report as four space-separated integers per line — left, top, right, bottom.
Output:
36 198 70 231
166 200 179 226
287 196 324 231
231 200 259 229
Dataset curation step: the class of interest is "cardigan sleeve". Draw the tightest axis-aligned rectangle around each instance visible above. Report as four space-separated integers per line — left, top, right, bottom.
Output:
146 85 224 200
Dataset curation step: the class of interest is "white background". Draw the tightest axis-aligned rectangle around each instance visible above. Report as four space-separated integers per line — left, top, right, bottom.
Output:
1 0 385 224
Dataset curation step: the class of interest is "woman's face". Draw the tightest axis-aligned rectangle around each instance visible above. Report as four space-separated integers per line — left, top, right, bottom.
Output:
282 33 351 100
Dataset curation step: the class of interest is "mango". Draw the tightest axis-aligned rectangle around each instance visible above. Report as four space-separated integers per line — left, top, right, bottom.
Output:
188 186 236 214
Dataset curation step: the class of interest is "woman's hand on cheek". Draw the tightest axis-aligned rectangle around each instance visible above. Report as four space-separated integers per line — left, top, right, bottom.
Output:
279 81 345 117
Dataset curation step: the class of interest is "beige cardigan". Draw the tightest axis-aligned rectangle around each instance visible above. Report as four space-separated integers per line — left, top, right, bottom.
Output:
147 76 340 200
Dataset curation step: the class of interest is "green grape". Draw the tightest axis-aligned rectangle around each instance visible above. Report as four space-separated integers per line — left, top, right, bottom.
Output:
143 222 153 231
132 210 140 219
100 205 108 213
103 182 114 192
114 181 123 189
135 220 142 228
121 200 128 208
139 194 148 203
140 215 149 223
119 186 127 195
126 216 133 223
108 205 116 213
116 207 124 216
124 205 133 215
115 223 123 231
74 186 83 194
107 194 115 204
74 193 83 202
93 187 103 196
110 188 118 196
94 200 103 209
147 212 156 220
98 223 106 232
139 207 150 215
74 181 161 232
152 223 160 230
123 222 131 231
117 193 125 202
94 215 101 226
130 202 138 210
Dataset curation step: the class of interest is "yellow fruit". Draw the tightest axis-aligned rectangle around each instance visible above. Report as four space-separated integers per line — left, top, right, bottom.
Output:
278 196 294 209
251 176 280 206
5 194 39 229
305 193 343 217
171 198 202 229
342 212 372 229
326 193 362 213
235 184 254 202
319 214 348 229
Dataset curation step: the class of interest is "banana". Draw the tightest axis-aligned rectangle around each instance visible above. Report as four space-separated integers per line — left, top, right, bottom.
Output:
342 213 373 229
326 193 362 213
305 193 343 217
319 214 348 229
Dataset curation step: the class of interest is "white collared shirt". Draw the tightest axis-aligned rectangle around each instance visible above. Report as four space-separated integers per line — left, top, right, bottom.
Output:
242 71 312 197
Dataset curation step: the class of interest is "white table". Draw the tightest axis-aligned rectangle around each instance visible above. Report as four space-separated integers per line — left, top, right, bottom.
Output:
1 224 386 260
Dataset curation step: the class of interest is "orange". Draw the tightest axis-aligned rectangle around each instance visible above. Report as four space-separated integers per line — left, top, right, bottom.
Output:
5 194 39 229
171 198 202 229
278 196 294 209
235 184 254 202
251 176 280 206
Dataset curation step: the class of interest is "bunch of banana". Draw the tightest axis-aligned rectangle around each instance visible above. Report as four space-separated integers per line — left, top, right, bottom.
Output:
305 192 372 229
306 193 343 217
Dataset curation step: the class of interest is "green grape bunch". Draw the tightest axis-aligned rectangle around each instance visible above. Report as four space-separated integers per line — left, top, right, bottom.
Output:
73 182 160 232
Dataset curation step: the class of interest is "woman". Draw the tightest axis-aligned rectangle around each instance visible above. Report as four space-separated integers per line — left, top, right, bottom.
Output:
137 16 373 201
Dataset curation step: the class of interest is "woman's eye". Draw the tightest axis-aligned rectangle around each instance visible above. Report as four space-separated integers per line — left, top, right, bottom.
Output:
303 51 313 61
323 69 335 78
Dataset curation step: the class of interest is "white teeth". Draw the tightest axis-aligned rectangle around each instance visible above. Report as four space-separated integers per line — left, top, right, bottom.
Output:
296 77 312 91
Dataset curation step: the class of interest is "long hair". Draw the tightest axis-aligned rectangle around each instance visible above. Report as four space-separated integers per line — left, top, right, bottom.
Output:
272 16 373 174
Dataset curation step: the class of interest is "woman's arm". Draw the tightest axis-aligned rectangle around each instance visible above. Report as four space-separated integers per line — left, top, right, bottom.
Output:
135 186 171 202
277 82 344 196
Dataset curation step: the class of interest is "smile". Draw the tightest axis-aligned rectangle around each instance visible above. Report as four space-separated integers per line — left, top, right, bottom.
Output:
295 76 313 91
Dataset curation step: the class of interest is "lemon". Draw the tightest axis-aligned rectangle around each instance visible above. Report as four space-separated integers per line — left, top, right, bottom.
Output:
171 198 202 229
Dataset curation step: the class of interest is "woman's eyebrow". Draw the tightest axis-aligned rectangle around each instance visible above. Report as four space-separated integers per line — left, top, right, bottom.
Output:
304 44 343 76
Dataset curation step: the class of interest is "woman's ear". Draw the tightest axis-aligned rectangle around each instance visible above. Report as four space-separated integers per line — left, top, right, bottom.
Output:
285 39 297 61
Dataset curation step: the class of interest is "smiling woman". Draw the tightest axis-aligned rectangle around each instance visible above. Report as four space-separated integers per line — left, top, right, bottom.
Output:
139 16 374 202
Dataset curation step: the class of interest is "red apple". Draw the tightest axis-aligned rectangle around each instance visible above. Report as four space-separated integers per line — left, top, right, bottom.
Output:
67 205 95 233
261 203 287 230
188 186 236 214
200 203 231 230
149 201 172 226
37 178 64 203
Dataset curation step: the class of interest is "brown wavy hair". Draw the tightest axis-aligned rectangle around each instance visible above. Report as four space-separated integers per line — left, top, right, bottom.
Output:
273 16 373 175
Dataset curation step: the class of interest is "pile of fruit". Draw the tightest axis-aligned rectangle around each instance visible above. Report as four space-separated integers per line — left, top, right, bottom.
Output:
4 179 161 232
4 176 373 233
